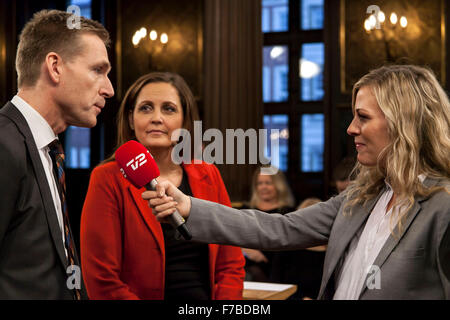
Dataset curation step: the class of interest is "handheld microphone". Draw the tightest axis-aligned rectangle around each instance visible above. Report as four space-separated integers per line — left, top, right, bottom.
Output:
115 140 192 240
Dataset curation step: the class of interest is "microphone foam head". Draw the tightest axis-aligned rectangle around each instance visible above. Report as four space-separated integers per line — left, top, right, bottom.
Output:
115 140 160 188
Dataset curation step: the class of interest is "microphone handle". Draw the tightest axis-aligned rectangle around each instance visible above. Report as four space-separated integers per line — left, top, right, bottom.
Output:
146 179 192 240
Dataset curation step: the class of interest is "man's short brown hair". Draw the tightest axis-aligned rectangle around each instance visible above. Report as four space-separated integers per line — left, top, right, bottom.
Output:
16 9 110 87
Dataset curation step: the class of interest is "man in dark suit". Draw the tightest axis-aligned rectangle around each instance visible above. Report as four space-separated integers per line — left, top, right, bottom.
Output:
0 9 114 299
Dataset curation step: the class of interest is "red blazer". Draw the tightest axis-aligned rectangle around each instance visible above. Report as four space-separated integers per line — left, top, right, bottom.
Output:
80 161 245 300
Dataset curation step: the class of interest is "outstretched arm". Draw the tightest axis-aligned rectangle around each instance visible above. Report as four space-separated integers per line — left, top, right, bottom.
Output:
143 180 343 251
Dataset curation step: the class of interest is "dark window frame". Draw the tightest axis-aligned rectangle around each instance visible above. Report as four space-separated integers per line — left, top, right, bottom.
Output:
263 0 325 200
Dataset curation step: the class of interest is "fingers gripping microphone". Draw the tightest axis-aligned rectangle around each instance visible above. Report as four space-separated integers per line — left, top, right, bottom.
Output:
115 140 192 240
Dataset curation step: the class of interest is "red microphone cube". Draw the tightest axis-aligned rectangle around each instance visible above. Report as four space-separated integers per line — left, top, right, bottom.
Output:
115 140 160 188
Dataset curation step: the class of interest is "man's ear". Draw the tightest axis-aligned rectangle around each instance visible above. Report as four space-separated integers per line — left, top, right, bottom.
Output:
45 52 63 84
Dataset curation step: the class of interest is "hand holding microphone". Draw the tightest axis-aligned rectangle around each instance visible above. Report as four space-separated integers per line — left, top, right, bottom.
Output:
115 140 192 240
144 179 192 221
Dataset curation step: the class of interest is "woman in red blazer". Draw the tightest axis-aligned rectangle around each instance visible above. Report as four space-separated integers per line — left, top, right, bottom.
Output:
80 72 245 300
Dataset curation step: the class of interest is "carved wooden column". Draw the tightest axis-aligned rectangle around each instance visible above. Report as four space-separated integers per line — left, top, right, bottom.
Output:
203 0 263 202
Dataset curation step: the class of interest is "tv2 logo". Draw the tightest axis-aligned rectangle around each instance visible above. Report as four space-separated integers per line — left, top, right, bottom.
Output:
126 153 147 171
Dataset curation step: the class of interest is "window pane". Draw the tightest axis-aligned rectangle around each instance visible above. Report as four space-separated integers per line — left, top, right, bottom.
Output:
263 46 289 102
65 0 92 169
301 114 324 172
68 0 92 18
65 127 91 169
300 42 324 101
301 0 324 30
264 115 289 171
262 0 289 32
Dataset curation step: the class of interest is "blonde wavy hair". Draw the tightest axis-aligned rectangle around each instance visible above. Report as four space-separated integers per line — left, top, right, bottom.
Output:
344 65 450 234
250 166 295 209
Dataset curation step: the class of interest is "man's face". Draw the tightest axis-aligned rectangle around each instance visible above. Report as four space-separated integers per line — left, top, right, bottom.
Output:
57 33 114 128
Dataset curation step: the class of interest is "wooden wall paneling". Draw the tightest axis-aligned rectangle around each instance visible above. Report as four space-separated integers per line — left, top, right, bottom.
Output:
203 0 262 202
104 0 204 159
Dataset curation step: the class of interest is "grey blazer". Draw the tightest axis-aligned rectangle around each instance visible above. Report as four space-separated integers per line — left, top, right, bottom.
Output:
185 178 449 299
0 102 88 299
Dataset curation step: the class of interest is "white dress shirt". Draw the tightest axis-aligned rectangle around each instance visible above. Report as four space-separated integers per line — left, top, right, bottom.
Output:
11 95 66 254
333 175 426 299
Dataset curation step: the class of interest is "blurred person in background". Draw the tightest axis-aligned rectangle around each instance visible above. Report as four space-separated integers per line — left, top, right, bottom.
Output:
331 156 356 195
241 167 295 282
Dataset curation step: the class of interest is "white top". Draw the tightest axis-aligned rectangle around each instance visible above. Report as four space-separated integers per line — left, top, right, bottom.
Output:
11 95 66 255
333 175 426 299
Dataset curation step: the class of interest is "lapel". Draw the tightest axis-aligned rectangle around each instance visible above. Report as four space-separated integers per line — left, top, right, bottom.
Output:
319 191 384 299
182 163 219 282
358 177 439 298
128 184 165 253
1 102 68 269
182 163 214 201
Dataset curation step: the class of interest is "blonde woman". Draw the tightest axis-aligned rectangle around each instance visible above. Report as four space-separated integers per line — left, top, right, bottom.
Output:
248 166 295 211
241 167 295 282
147 65 450 299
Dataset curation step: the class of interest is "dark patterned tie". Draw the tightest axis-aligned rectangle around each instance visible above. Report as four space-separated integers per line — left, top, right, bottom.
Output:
48 139 81 300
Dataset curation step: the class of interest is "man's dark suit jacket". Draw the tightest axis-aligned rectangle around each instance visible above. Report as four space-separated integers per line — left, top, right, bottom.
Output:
0 101 88 299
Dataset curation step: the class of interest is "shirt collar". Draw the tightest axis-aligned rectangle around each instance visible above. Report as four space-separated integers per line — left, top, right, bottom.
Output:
11 95 58 149
418 174 426 183
384 179 393 191
384 173 427 191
